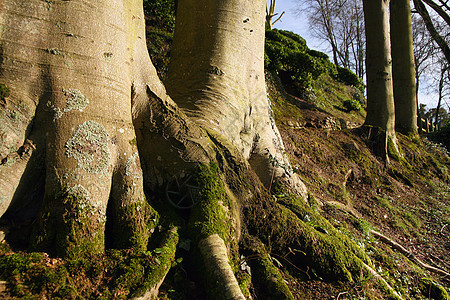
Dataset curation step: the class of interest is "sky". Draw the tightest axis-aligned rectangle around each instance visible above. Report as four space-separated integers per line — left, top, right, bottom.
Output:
268 0 439 108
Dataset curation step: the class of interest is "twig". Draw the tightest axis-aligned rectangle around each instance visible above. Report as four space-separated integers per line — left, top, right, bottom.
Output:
337 291 348 299
370 229 450 278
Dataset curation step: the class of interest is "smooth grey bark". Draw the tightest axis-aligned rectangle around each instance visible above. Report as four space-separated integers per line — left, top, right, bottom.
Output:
391 0 418 135
166 0 307 198
363 0 396 137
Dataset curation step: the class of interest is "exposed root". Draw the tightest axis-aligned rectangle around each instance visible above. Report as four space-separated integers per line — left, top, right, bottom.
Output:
370 229 450 278
198 234 245 300
242 235 294 299
362 262 404 300
324 199 450 279
131 226 179 300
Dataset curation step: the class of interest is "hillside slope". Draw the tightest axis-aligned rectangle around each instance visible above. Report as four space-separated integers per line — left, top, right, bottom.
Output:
263 69 449 299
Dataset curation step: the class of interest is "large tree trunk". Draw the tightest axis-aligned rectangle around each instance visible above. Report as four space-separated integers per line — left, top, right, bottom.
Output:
166 0 306 196
362 0 398 156
390 0 418 135
0 0 160 258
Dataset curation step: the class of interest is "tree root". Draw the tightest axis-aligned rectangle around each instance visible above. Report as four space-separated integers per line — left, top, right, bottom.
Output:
0 139 37 216
131 227 180 300
198 234 245 300
362 262 404 300
370 229 450 278
324 199 450 279
242 235 294 299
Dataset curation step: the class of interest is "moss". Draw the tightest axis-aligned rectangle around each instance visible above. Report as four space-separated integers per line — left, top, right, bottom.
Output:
387 137 410 167
128 137 137 146
419 278 448 300
1 229 178 299
0 83 10 100
188 163 234 243
242 235 294 299
247 185 372 283
32 185 106 258
112 200 158 251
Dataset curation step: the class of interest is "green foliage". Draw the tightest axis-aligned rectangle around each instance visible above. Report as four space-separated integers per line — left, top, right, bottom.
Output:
0 83 10 100
265 29 335 94
343 99 361 112
143 0 176 32
334 66 365 92
144 0 175 79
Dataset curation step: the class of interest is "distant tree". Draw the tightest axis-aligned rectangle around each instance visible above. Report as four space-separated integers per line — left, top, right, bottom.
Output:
266 0 285 30
412 14 437 103
300 0 365 77
435 64 450 126
413 0 450 64
391 0 418 135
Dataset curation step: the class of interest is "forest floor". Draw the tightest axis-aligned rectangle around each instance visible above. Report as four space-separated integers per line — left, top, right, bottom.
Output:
258 71 450 299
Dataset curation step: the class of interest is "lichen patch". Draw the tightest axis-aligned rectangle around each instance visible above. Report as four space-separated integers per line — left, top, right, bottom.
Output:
125 152 142 179
65 121 111 174
63 88 89 113
46 89 88 121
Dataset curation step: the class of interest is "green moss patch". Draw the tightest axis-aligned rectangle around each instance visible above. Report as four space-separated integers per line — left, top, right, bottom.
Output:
0 83 10 101
31 185 106 258
188 163 234 243
111 201 158 251
0 228 178 299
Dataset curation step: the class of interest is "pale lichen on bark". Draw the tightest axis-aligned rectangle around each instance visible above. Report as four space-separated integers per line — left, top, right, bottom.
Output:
65 121 111 174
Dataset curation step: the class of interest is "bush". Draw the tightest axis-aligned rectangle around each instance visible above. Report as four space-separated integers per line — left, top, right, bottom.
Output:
334 66 364 93
143 0 176 32
343 99 361 112
265 29 334 92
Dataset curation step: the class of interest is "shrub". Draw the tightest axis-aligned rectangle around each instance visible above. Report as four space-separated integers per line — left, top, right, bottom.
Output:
265 29 334 93
343 99 361 112
430 119 450 151
334 66 364 92
143 0 176 32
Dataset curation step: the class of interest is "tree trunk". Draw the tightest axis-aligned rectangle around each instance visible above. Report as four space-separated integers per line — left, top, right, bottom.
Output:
0 1 155 256
390 0 418 135
362 0 398 155
166 0 306 196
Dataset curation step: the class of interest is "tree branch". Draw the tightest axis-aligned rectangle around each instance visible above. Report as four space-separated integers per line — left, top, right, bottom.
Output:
413 0 450 64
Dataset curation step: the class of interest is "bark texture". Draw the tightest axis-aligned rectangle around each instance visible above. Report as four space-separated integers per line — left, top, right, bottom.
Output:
166 0 307 198
0 0 162 256
390 0 418 135
363 0 395 135
0 0 392 298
